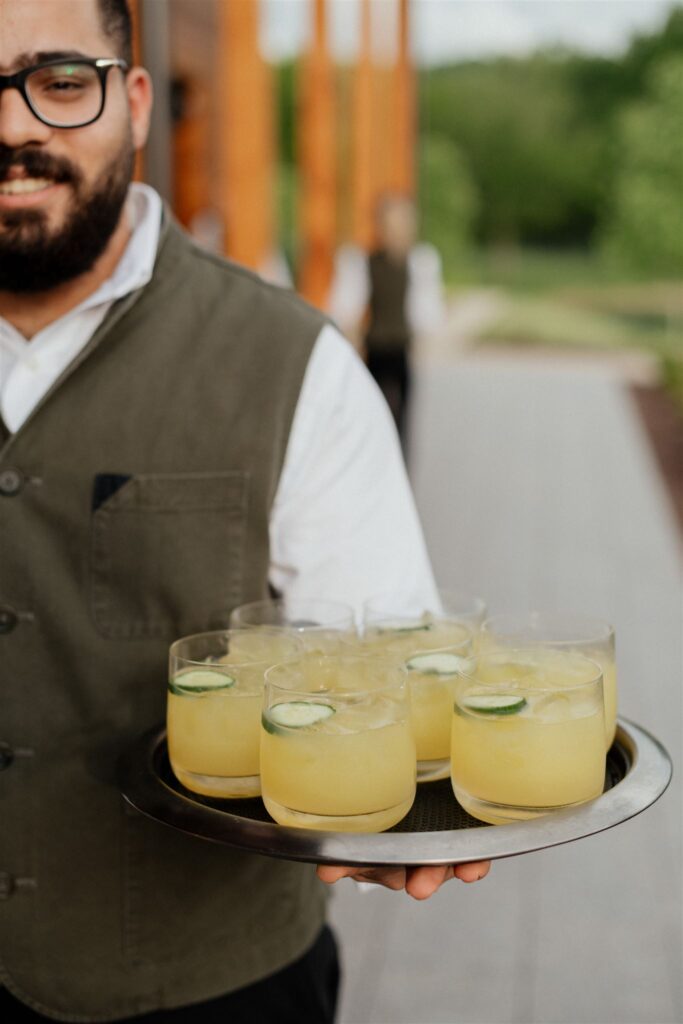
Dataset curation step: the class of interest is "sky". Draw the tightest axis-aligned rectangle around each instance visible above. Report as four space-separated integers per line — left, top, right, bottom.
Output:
261 0 682 66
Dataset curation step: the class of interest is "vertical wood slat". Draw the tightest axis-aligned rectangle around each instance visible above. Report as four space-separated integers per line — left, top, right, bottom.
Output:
129 0 145 182
217 0 274 270
389 0 415 196
351 0 376 249
298 0 337 308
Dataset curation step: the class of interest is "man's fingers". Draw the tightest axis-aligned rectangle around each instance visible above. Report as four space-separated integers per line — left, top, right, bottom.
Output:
355 867 407 891
317 860 492 893
316 864 407 890
405 864 454 900
316 864 354 884
453 860 491 883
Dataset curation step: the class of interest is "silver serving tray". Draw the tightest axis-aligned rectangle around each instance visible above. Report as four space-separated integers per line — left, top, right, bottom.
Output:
119 718 672 866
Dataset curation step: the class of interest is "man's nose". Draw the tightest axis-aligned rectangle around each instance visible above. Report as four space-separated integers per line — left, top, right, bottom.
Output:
0 87 53 149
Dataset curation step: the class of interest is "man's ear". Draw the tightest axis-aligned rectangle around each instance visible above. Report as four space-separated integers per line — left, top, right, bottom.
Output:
127 67 153 151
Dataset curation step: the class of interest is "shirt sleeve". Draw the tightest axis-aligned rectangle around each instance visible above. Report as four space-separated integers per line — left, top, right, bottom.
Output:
269 324 439 619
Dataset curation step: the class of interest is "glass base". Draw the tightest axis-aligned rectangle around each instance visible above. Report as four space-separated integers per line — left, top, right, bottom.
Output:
262 793 415 832
417 757 450 783
173 766 261 799
452 785 597 826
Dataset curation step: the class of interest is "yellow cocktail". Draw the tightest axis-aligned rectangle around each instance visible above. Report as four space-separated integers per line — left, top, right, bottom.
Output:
260 655 416 831
167 629 300 798
451 648 606 825
481 614 618 745
362 619 473 782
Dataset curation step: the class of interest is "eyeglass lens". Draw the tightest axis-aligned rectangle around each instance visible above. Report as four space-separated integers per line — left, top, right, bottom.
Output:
26 62 103 127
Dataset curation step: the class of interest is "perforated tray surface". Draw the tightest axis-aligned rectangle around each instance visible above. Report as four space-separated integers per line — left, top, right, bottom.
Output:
119 719 671 866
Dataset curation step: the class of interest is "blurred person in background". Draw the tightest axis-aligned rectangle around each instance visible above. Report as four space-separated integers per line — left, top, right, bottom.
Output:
330 193 445 451
0 1 488 1022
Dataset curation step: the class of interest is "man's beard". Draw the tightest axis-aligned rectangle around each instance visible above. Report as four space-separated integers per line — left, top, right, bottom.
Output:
0 137 135 294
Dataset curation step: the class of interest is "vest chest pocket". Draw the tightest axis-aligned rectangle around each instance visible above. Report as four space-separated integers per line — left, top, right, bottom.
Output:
90 472 248 639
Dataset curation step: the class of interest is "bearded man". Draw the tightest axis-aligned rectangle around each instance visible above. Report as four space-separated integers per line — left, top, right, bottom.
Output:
0 1 489 1021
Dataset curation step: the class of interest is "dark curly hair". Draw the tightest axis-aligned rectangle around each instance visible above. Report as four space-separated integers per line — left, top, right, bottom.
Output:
97 0 133 65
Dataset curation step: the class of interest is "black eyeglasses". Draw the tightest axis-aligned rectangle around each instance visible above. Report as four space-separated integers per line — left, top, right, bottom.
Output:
0 58 129 129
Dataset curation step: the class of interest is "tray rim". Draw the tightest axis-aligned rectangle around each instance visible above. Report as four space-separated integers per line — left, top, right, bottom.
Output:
118 718 672 866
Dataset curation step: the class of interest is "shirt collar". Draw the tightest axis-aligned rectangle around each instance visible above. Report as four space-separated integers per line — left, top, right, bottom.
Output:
0 182 163 347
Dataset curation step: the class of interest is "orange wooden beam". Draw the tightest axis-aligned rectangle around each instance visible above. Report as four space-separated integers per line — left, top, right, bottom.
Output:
351 0 376 249
217 0 274 270
129 0 145 181
389 0 415 196
298 0 337 308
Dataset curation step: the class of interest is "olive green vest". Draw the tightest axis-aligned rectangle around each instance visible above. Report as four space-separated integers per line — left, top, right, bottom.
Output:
366 249 410 351
0 221 328 1021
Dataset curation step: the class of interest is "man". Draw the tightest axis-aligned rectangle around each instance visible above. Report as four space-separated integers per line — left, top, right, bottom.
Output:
0 2 489 1021
329 193 445 449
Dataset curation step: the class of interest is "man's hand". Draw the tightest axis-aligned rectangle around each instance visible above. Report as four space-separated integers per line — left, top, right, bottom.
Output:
316 860 491 900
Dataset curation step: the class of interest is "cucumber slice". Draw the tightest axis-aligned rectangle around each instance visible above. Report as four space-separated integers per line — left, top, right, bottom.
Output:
169 669 235 695
406 652 470 676
462 694 527 715
262 701 336 734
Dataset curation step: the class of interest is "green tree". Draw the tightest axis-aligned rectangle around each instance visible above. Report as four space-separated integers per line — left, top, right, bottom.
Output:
417 134 479 278
419 55 605 246
601 56 683 275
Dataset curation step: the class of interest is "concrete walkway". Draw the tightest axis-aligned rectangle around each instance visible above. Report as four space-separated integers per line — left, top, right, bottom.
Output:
329 357 682 1024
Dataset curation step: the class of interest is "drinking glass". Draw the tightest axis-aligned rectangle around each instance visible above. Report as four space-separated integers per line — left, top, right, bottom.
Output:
481 613 617 746
229 597 356 653
261 655 416 832
362 618 473 782
451 648 606 825
364 588 487 639
168 628 301 798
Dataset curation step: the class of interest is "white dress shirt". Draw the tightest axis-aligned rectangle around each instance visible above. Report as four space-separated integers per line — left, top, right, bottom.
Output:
0 185 438 617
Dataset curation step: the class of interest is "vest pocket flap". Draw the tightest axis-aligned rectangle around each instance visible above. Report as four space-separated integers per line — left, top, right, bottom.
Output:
94 471 248 513
90 471 248 639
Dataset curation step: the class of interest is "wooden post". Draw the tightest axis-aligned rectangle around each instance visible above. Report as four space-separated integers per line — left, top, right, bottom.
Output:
389 0 415 196
217 0 274 270
129 0 144 182
298 0 336 308
351 0 375 249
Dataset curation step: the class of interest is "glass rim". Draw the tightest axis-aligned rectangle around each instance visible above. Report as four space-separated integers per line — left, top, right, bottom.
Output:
363 615 472 646
264 653 408 699
481 612 615 647
365 628 473 659
363 589 487 620
456 647 604 694
230 597 355 631
169 626 301 669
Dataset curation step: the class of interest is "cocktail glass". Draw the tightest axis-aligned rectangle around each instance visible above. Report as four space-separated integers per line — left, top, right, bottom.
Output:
168 628 301 798
481 613 617 746
362 618 473 782
451 648 606 825
229 597 356 653
261 654 416 831
364 588 487 640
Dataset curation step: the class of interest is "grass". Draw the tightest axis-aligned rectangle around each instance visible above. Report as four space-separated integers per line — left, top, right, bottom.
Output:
450 247 683 409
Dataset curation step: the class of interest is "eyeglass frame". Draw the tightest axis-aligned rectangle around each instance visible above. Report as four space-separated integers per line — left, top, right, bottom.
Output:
0 57 130 130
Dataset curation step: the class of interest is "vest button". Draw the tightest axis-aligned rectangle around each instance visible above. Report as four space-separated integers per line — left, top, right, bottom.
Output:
0 468 23 496
0 607 19 634
0 744 13 770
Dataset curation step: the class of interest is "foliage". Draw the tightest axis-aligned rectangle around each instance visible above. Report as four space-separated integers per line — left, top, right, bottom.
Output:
417 134 479 279
600 56 683 276
419 55 605 246
416 8 683 249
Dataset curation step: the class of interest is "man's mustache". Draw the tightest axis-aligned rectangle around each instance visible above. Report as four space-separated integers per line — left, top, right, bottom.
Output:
0 146 81 186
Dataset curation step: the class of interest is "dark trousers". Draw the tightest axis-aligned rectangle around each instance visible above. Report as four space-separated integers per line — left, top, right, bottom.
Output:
0 925 340 1024
366 346 410 445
